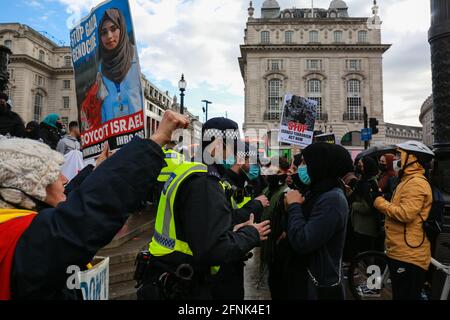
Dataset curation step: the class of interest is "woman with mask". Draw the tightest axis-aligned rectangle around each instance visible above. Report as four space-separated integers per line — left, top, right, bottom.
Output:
378 153 397 201
350 156 382 254
39 114 63 150
285 143 354 300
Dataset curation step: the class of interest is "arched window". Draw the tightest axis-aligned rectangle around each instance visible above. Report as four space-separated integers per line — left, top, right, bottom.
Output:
285 31 294 44
33 93 43 122
267 79 283 120
307 79 323 119
4 40 12 49
261 31 270 44
334 30 343 43
309 30 319 43
346 80 362 120
64 56 72 67
358 30 368 43
38 50 45 62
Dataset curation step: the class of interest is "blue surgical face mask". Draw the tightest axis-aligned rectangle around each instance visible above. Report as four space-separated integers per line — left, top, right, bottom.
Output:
247 164 260 180
298 165 311 186
223 156 236 170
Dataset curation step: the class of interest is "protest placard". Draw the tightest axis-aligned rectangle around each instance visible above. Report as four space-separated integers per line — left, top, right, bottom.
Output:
77 256 109 300
278 94 317 148
70 0 144 159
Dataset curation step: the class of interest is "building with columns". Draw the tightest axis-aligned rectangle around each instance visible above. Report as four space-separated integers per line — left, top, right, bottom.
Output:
239 0 390 155
419 95 434 147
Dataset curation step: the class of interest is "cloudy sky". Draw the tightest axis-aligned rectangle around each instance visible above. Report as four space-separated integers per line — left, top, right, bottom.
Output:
1 0 432 126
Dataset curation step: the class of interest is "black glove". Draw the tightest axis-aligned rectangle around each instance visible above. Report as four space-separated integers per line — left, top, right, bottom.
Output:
370 189 383 202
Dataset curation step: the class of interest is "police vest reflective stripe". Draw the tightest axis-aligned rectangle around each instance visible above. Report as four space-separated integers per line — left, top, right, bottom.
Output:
157 148 186 183
150 162 208 257
220 180 238 209
237 196 252 209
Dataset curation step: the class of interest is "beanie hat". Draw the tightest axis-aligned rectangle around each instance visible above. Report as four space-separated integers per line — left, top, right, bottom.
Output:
0 136 64 209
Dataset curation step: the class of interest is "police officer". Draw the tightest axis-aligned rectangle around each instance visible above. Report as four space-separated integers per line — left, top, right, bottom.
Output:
137 117 271 300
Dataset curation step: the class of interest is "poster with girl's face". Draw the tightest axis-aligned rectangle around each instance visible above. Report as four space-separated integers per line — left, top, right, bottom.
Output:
70 0 144 159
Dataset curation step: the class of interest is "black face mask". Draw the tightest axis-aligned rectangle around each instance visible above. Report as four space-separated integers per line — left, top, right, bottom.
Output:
290 173 303 190
379 164 387 172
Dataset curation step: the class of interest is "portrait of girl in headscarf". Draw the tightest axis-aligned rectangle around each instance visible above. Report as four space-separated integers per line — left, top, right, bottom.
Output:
92 8 143 126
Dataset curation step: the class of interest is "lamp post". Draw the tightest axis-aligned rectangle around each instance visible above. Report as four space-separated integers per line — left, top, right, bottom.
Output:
178 74 187 115
0 45 12 93
429 0 450 299
202 100 212 122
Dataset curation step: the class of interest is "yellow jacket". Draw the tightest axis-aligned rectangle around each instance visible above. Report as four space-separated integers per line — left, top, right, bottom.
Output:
374 154 432 271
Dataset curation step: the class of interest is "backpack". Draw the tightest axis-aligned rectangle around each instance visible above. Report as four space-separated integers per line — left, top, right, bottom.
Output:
423 184 444 241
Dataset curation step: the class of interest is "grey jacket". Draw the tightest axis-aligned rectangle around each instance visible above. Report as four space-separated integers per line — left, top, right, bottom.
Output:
56 135 81 155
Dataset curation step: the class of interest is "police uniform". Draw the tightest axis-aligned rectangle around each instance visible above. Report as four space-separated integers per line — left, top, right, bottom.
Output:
137 118 261 300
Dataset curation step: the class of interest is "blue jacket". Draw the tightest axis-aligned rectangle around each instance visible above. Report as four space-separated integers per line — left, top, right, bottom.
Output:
287 187 348 289
11 138 165 299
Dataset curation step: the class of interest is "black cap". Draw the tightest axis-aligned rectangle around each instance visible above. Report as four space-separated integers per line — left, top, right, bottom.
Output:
202 117 240 141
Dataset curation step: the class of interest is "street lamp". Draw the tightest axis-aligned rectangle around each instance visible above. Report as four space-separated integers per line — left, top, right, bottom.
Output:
178 74 187 115
202 100 212 122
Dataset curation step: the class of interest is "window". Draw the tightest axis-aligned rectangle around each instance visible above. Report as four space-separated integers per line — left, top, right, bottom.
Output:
306 59 322 71
4 40 12 49
63 80 71 89
334 31 343 43
8 68 14 80
347 80 362 118
64 56 72 67
285 31 293 44
307 79 322 118
358 31 368 43
309 31 319 43
267 59 283 71
35 74 45 86
268 79 283 117
63 96 70 109
39 50 45 62
346 59 362 71
261 31 270 44
33 94 43 122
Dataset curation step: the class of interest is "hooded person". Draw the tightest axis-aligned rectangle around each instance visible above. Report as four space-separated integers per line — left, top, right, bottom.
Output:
285 142 354 300
372 141 435 300
39 114 63 150
0 92 25 138
378 153 397 200
96 8 143 124
25 121 41 141
138 117 270 300
0 110 190 299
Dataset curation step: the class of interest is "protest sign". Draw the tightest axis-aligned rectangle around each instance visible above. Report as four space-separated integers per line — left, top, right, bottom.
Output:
278 94 317 148
61 150 86 182
70 0 144 159
77 256 109 300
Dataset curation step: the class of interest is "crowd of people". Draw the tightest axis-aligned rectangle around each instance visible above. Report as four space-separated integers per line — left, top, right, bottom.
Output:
0 103 444 301
0 92 81 155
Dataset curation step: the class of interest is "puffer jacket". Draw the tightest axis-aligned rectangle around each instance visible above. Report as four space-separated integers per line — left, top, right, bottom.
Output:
374 154 432 271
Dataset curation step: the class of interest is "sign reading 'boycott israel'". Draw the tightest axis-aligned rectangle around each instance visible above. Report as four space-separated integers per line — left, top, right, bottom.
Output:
70 0 145 159
278 94 317 148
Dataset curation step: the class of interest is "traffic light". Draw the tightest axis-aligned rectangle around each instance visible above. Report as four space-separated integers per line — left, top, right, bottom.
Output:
369 118 379 135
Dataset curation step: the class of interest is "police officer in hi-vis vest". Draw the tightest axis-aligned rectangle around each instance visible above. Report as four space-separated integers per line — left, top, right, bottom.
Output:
136 118 271 300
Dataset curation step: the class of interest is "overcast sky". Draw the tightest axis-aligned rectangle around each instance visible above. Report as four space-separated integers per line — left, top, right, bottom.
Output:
3 0 432 127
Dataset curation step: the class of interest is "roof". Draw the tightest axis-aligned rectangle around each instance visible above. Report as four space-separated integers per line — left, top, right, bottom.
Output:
262 0 280 10
329 0 348 10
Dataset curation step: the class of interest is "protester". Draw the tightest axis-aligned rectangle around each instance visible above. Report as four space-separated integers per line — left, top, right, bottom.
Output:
0 92 25 138
137 117 271 300
378 153 397 200
24 121 41 141
285 143 353 300
350 157 382 254
56 121 81 155
372 141 435 300
39 114 63 150
0 110 188 300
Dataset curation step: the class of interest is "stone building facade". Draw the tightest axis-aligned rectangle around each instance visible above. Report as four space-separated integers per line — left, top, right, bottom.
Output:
419 95 434 147
385 122 423 145
239 0 390 155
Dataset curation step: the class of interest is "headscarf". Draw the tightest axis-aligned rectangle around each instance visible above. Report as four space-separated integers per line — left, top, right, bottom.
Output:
25 121 40 140
99 8 134 84
42 114 60 129
302 143 353 194
379 153 396 190
361 156 379 179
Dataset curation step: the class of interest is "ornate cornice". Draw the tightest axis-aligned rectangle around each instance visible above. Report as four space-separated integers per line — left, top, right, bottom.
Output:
10 54 73 75
240 44 391 55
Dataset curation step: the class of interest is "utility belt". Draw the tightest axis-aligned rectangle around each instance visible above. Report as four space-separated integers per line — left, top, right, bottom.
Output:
134 251 211 300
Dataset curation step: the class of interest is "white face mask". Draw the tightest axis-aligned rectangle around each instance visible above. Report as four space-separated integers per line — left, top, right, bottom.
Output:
393 160 401 174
